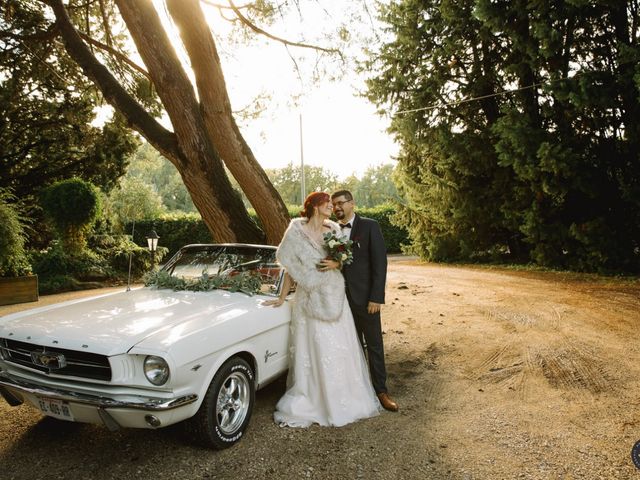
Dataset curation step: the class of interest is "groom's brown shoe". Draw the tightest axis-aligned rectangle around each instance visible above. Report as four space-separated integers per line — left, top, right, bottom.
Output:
377 393 399 412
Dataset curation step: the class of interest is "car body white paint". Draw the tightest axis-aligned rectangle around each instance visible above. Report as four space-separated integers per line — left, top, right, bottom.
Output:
0 253 291 432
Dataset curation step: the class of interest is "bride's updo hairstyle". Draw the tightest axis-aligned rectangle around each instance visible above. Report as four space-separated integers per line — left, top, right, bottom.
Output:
301 192 330 219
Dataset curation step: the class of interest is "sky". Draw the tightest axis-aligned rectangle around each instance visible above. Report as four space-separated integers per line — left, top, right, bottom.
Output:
201 2 399 180
101 2 399 180
239 81 399 179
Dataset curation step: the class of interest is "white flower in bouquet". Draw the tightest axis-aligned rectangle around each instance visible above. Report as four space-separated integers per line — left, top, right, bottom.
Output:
321 232 354 267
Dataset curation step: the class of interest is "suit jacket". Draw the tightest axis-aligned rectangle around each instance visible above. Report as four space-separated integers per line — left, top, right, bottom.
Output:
342 214 387 306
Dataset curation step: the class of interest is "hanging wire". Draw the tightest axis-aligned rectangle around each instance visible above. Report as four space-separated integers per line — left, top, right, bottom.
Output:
395 77 564 115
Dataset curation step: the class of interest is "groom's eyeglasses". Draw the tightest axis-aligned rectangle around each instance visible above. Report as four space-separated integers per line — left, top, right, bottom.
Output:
333 200 352 207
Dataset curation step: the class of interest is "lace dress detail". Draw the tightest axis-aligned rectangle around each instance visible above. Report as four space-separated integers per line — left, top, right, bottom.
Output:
273 219 380 427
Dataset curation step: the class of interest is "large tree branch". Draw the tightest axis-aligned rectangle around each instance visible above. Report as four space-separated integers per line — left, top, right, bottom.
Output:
112 0 219 163
166 0 289 244
115 0 264 242
226 0 342 57
0 25 59 42
200 0 252 9
76 30 150 80
41 0 183 165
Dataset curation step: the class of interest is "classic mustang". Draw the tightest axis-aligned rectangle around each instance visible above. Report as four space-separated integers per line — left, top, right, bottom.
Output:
0 244 291 449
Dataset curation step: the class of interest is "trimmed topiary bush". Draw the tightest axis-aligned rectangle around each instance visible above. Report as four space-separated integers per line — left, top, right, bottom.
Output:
40 178 101 253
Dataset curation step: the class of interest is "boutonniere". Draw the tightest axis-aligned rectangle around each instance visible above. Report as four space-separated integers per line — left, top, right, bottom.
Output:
352 236 361 249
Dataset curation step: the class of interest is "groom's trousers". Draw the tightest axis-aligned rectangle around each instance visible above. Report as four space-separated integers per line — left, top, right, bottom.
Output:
347 293 388 394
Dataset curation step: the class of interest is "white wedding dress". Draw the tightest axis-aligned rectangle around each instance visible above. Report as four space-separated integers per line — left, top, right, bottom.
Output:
274 218 380 427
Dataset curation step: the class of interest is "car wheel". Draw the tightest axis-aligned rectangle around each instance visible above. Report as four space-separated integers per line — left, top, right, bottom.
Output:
187 356 255 449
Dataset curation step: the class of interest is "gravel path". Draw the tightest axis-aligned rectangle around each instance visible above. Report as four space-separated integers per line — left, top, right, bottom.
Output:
1 259 639 479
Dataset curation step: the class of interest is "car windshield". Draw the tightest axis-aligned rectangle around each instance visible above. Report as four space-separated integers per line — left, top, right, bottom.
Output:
163 245 283 296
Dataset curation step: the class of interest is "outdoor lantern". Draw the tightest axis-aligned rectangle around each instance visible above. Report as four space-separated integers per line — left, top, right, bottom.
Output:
146 230 160 268
146 230 159 252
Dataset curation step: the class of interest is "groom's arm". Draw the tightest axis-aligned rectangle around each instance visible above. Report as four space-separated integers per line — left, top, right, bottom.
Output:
368 220 387 305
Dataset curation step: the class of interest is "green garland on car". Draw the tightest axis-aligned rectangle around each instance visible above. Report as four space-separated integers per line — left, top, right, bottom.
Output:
144 269 262 296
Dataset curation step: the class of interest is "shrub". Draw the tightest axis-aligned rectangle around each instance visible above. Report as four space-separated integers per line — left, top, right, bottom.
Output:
40 178 101 253
31 234 169 294
31 243 109 294
0 193 32 277
90 233 168 278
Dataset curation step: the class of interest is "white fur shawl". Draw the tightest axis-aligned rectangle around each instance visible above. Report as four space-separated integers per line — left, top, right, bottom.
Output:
276 218 345 322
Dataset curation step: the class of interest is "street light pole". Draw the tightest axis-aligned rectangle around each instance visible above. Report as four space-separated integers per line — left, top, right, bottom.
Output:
299 113 305 203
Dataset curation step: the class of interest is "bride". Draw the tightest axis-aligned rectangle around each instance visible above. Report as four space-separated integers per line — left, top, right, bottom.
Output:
264 192 380 427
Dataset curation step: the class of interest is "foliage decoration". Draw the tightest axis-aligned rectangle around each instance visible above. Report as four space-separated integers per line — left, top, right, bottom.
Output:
144 269 262 296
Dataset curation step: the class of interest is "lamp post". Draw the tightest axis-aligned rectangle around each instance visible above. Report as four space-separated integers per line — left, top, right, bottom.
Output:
146 230 160 269
299 113 305 202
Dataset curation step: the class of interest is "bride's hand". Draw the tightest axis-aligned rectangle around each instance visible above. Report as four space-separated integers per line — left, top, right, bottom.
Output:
317 259 341 271
262 298 286 307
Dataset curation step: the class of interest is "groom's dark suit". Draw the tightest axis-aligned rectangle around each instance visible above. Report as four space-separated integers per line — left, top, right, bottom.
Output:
342 214 388 394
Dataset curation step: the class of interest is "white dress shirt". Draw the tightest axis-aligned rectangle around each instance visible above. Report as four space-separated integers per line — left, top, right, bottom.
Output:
339 214 356 239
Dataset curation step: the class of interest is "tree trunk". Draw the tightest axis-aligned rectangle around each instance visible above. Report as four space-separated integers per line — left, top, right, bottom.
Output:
165 0 289 245
114 0 264 243
45 0 282 244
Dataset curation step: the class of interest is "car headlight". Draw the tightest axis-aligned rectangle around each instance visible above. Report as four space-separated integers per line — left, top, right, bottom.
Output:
144 356 170 386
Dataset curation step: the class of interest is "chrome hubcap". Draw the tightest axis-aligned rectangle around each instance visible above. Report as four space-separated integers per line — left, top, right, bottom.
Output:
216 372 250 434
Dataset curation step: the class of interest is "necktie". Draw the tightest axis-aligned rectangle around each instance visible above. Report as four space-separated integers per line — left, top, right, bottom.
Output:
340 223 352 229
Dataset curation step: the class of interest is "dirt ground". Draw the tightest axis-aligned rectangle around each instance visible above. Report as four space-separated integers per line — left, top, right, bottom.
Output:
1 257 639 479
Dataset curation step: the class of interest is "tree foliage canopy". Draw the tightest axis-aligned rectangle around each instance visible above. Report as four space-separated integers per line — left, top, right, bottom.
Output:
118 144 399 212
106 176 167 227
0 1 138 203
19 0 374 245
366 0 640 272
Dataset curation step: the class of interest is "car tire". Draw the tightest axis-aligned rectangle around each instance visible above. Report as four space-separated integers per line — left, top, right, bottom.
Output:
186 356 255 449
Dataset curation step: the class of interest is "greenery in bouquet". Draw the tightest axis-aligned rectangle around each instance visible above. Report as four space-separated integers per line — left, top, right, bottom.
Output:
322 232 354 266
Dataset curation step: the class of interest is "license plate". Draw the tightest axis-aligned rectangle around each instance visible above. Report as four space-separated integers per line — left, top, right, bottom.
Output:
37 397 74 421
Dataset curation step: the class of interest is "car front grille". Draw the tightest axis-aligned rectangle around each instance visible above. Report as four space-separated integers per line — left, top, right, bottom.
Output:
0 338 111 381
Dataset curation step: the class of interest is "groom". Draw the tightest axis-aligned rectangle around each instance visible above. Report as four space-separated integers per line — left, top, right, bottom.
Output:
331 190 399 412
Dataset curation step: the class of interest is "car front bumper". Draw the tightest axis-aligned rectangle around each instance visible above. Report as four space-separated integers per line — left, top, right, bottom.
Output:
0 371 198 431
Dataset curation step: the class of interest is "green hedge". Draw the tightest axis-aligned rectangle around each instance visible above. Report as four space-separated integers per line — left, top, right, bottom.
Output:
128 207 409 258
128 214 213 261
358 204 408 254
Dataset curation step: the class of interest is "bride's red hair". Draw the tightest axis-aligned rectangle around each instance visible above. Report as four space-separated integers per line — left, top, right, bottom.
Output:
300 192 330 219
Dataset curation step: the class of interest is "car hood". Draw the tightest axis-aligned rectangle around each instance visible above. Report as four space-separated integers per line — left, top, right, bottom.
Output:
0 287 254 356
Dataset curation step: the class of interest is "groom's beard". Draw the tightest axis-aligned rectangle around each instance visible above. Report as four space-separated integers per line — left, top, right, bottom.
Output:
334 210 345 219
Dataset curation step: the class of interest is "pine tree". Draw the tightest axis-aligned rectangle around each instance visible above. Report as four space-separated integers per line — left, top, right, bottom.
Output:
366 0 640 272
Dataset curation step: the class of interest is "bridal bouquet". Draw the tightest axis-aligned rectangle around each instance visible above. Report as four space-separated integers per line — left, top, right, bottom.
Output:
322 232 354 266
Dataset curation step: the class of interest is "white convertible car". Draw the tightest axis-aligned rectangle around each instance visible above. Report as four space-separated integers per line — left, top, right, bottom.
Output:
0 244 291 449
